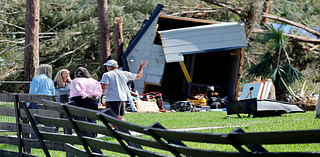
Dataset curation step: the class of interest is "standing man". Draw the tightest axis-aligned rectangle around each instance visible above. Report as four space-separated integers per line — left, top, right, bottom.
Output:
101 59 148 120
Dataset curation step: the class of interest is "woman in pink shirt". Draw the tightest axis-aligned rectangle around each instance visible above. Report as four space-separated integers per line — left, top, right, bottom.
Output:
69 67 102 153
70 67 102 111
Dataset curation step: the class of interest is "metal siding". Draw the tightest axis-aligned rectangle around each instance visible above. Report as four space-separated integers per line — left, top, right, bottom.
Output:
164 53 184 62
145 75 161 84
164 39 245 54
159 23 247 63
161 31 245 48
160 24 243 41
126 16 166 93
122 4 164 71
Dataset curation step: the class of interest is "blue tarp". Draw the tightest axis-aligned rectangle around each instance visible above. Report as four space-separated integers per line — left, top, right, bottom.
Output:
271 23 319 39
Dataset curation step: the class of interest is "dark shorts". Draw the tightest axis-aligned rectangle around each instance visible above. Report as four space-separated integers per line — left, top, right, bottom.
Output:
106 101 126 116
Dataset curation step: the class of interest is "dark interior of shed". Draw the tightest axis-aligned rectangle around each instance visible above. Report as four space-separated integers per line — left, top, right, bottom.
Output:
144 49 241 102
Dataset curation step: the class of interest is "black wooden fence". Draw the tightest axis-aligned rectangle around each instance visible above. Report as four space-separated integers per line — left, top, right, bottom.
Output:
0 93 320 157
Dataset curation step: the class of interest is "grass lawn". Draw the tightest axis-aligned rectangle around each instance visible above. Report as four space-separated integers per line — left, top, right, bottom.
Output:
126 110 319 132
125 111 320 153
1 110 319 156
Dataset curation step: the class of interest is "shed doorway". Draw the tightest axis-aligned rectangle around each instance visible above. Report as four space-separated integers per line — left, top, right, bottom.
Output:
146 49 241 102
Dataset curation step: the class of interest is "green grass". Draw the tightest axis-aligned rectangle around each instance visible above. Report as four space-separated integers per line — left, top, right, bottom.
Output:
126 111 319 131
1 111 319 156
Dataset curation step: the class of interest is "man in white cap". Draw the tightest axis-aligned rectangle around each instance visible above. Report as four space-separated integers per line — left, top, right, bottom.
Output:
100 59 148 120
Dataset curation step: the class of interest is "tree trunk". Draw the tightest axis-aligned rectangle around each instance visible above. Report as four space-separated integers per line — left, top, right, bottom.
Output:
316 90 320 118
261 0 272 24
97 0 110 73
24 0 40 91
113 17 124 66
245 1 264 38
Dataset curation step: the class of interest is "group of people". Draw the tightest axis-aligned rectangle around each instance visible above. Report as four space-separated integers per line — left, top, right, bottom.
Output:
28 59 148 121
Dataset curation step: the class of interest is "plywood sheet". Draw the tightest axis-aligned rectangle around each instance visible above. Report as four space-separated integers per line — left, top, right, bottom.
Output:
135 100 159 112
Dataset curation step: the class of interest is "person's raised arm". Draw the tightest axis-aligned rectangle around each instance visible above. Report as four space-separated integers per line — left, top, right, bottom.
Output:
136 61 148 79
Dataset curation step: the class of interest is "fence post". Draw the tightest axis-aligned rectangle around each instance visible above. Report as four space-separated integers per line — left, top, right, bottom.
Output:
316 90 320 118
13 94 23 155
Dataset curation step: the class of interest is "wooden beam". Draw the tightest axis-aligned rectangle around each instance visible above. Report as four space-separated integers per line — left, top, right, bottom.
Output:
159 14 219 24
179 61 192 83
235 48 246 101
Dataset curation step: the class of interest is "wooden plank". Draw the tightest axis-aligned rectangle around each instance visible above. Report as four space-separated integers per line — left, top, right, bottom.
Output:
228 129 320 145
41 132 126 154
159 14 219 24
0 135 19 145
0 93 16 102
0 107 15 116
0 149 37 157
117 131 168 150
40 99 65 113
41 132 82 145
0 135 63 151
86 136 126 154
26 109 60 118
64 143 89 157
0 122 17 132
147 128 231 144
64 105 99 120
0 107 59 118
35 115 113 136
135 101 159 112
129 147 168 157
43 140 65 151
169 144 242 157
17 94 55 103
99 112 149 134
0 122 56 133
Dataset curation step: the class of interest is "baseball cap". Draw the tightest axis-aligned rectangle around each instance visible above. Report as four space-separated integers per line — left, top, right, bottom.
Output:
104 59 118 67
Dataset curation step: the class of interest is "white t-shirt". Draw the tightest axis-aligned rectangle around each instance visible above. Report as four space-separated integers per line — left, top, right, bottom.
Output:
100 69 137 102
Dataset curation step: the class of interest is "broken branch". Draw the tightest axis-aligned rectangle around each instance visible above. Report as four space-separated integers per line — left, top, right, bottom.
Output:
262 13 320 38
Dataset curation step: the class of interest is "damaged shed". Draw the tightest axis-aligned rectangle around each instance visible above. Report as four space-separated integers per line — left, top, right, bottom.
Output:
122 4 247 102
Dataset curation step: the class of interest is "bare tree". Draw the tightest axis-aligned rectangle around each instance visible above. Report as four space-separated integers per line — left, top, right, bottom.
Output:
24 0 40 83
261 0 272 24
97 0 111 73
113 17 124 65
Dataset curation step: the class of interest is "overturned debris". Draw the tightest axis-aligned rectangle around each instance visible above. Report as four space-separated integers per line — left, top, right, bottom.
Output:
227 98 305 117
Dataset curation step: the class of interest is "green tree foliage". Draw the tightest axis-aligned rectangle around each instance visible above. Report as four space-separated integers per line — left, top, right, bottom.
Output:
247 25 304 100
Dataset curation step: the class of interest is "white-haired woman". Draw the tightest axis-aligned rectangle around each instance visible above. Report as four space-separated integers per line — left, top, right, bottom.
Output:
29 64 55 106
54 69 72 103
28 64 55 138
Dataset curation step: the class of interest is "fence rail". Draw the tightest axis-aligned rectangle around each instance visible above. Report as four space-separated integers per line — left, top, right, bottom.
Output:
1 93 320 157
